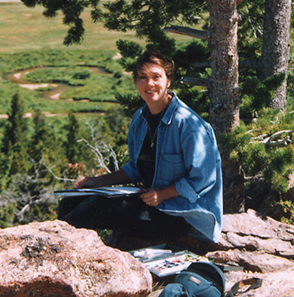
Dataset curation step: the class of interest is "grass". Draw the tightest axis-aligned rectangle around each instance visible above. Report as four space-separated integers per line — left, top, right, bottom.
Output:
0 2 143 53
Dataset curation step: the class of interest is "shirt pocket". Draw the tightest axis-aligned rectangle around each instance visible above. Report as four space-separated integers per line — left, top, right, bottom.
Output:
157 153 186 182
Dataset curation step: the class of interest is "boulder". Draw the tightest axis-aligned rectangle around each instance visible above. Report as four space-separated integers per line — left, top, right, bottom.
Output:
215 209 294 258
206 249 294 273
0 220 152 297
221 208 294 241
205 209 294 297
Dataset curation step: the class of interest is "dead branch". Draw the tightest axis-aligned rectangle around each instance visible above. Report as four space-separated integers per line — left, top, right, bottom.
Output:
164 25 208 40
251 130 294 147
9 159 56 222
17 197 43 221
78 119 119 173
78 138 117 173
44 163 77 182
245 128 262 135
179 76 208 86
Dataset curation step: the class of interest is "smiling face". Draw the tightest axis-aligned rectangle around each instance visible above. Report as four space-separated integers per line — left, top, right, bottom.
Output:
135 63 171 114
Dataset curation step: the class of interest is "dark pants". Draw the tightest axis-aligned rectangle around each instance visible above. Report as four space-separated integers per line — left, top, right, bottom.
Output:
58 195 191 240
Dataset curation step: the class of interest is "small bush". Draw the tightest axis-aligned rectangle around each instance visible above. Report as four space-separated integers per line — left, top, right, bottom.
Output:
72 70 91 79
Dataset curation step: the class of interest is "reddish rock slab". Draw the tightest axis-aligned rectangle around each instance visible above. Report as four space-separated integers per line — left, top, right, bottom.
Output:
0 220 152 297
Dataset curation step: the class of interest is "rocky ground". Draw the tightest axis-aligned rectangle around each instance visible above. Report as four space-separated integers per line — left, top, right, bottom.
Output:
113 209 294 297
0 209 293 296
147 209 294 297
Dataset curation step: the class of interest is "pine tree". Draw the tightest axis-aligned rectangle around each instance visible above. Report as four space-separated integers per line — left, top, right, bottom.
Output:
65 112 81 164
29 109 60 164
2 93 27 153
28 109 66 183
1 93 29 177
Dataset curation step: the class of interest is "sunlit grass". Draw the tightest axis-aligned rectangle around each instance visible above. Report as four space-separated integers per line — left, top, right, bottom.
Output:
0 2 143 53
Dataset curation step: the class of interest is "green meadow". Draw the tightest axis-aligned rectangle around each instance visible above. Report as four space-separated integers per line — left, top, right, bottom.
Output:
0 1 193 143
0 1 193 116
0 1 145 118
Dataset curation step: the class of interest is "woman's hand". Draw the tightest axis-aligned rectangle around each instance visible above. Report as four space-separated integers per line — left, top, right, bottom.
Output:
74 176 101 189
139 188 163 207
139 185 179 207
73 169 132 189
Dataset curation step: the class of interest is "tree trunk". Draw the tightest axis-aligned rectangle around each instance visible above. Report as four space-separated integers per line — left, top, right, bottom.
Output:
207 0 239 135
261 0 291 110
207 0 244 213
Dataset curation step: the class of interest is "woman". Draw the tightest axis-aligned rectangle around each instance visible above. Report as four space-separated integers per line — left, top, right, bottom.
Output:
58 51 223 243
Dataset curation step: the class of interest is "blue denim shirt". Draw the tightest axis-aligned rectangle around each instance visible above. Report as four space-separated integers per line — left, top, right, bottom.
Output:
121 93 223 242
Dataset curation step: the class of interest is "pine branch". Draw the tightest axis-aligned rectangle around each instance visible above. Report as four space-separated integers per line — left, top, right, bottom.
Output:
191 61 211 69
239 59 260 69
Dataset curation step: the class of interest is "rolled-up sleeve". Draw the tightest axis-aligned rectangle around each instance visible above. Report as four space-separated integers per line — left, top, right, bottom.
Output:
121 161 141 183
175 123 218 203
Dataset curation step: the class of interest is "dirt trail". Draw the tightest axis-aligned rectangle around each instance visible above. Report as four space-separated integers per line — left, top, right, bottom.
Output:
0 112 63 119
0 54 121 118
3 69 75 100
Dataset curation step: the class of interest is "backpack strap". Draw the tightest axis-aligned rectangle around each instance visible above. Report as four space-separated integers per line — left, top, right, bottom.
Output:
225 277 262 297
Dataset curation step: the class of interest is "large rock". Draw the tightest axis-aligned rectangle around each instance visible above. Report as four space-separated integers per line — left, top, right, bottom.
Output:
207 249 294 273
215 209 294 260
0 220 152 297
205 209 294 297
221 208 294 241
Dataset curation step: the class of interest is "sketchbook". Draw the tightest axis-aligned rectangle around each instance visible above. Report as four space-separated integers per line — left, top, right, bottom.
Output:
54 186 141 198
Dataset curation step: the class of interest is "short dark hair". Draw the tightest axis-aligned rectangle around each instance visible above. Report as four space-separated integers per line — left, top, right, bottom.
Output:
133 51 175 81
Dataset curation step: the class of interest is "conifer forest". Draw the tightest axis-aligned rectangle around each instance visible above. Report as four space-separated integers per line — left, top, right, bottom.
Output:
0 0 294 229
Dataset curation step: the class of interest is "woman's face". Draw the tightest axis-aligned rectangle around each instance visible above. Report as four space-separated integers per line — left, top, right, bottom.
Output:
135 63 171 114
